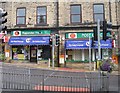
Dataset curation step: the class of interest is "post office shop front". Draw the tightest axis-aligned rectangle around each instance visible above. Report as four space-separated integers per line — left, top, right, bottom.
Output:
8 36 51 63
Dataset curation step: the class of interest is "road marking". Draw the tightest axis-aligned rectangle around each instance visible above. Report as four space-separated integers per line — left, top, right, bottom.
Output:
40 72 55 84
85 73 89 88
44 72 55 81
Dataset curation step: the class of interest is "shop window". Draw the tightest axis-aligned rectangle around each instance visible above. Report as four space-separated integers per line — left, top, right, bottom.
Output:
37 46 42 60
66 50 73 60
40 46 51 60
93 4 105 22
68 55 72 60
12 46 29 60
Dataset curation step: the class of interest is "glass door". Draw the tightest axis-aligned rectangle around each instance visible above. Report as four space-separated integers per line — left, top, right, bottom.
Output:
30 46 37 63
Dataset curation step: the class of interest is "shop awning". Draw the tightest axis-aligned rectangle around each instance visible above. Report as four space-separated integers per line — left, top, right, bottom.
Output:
8 36 50 45
65 39 112 49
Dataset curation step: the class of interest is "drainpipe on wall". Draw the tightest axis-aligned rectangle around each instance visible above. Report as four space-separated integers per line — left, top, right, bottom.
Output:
56 0 60 67
109 0 112 22
11 2 14 27
109 0 113 59
115 1 120 64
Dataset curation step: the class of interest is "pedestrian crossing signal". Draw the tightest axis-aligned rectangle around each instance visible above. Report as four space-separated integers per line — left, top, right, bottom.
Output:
0 9 7 31
103 21 112 41
55 34 60 46
91 37 95 47
93 27 98 41
49 37 52 46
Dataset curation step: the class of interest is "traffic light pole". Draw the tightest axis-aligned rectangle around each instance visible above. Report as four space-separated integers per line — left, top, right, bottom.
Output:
0 8 7 62
97 19 101 60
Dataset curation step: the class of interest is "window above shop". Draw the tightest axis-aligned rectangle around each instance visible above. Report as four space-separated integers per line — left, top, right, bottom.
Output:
36 6 47 26
16 7 26 26
70 5 82 24
93 4 105 22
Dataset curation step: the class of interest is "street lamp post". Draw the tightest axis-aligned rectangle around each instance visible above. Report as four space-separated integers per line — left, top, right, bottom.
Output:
89 34 92 71
97 19 101 61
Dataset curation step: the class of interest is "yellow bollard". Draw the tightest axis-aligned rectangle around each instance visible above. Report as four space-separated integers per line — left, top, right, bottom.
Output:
96 60 102 69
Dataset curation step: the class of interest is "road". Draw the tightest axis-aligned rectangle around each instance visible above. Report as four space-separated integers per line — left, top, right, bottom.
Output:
0 63 119 93
109 75 119 92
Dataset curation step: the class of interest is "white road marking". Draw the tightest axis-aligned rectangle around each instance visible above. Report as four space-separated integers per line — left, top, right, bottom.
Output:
40 72 55 84
85 73 90 88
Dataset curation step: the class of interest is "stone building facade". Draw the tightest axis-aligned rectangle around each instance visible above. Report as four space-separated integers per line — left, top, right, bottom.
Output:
0 0 120 66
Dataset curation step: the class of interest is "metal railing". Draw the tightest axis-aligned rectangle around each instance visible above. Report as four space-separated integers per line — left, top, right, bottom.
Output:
0 64 109 93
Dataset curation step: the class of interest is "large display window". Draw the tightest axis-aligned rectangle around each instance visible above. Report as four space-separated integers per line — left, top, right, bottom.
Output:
11 45 51 61
12 46 29 60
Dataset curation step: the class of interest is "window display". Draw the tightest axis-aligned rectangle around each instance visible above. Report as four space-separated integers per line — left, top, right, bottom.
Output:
12 46 29 60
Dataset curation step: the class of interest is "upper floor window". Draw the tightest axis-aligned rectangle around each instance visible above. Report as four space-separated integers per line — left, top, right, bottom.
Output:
93 4 104 22
16 8 26 25
37 6 47 25
70 5 82 24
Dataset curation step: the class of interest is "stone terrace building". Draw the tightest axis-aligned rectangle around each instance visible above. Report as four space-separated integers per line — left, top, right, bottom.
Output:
0 0 120 67
0 2 58 63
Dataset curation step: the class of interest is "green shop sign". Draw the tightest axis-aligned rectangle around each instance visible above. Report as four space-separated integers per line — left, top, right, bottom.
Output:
66 32 111 39
11 30 51 36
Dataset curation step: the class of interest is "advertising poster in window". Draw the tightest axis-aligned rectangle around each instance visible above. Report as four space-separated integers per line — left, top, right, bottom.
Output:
13 52 18 60
5 50 10 57
60 55 64 64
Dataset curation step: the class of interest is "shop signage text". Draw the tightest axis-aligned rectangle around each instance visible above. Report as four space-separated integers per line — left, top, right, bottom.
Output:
9 36 50 45
12 30 51 36
65 40 112 49
66 32 111 39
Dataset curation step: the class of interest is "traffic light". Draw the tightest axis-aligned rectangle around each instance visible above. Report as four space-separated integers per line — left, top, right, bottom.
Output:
112 39 116 48
91 37 96 47
55 34 60 46
93 27 98 41
0 9 7 31
49 36 52 46
111 32 116 40
103 21 112 41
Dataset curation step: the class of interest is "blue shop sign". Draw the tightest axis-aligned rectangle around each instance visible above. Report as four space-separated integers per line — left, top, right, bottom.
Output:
94 40 112 49
9 36 50 45
65 40 90 49
65 40 112 49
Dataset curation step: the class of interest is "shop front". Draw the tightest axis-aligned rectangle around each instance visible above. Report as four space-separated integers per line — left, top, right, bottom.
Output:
65 32 112 63
8 30 51 63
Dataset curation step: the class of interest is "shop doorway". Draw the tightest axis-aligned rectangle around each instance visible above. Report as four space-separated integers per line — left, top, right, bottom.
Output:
30 46 37 63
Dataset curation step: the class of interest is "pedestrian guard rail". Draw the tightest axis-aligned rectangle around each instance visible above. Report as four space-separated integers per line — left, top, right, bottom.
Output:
0 64 109 93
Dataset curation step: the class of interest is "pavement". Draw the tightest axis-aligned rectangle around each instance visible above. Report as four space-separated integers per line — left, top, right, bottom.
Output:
1 61 119 75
